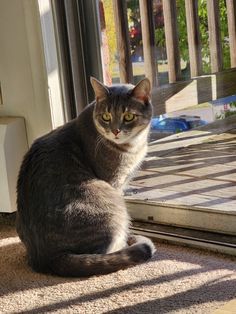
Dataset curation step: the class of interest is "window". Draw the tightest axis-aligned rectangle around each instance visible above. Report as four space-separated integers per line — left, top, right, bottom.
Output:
51 0 236 252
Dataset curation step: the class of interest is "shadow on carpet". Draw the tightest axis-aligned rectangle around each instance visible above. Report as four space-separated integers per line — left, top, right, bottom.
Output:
0 224 236 314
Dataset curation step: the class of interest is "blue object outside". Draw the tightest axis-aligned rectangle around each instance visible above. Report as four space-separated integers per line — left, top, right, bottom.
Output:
151 116 206 134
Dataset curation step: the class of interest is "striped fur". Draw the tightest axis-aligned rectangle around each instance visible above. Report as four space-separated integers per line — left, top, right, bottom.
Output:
16 78 155 277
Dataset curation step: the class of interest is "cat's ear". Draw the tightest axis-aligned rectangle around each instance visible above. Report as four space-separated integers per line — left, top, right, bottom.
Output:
90 77 109 101
130 78 151 103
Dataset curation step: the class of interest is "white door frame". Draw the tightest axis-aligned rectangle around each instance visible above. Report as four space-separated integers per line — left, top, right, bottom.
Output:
38 0 65 128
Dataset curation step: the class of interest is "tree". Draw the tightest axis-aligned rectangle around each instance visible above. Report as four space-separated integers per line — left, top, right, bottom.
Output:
155 0 230 73
127 0 231 73
102 0 231 80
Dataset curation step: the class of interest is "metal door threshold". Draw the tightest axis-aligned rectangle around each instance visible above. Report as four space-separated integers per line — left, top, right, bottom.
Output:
131 221 236 256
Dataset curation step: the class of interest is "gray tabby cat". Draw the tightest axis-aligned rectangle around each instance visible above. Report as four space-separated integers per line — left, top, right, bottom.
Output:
16 77 156 277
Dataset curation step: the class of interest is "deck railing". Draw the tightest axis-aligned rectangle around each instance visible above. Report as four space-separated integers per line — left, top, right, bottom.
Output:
111 0 236 115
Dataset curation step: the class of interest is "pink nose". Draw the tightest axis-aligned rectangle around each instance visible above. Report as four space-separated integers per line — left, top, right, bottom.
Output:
112 129 121 136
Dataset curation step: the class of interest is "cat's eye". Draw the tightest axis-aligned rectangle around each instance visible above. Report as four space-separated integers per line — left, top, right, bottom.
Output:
102 112 111 121
124 112 135 122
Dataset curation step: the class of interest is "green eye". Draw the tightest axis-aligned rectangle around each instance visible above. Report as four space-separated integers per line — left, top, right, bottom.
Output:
124 112 135 122
102 112 111 121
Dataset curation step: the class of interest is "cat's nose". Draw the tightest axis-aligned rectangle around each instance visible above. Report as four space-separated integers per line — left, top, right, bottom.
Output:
112 129 121 136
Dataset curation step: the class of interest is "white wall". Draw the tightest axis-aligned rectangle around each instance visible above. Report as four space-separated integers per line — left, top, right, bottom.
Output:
0 0 53 145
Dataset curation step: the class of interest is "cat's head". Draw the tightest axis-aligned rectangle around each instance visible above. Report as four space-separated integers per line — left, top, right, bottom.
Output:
91 77 153 145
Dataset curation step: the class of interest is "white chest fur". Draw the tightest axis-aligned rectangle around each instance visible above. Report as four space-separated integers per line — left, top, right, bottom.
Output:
111 127 149 190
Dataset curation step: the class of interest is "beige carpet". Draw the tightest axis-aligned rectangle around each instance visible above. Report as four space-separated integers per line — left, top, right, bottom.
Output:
1 224 236 314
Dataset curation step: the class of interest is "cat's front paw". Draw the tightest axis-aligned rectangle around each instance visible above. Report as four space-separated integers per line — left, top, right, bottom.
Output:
128 235 156 256
134 235 156 256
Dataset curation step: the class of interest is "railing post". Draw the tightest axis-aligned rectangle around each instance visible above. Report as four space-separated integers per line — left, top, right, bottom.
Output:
113 0 133 83
139 0 158 87
185 0 202 77
162 0 181 83
207 0 223 72
226 0 236 68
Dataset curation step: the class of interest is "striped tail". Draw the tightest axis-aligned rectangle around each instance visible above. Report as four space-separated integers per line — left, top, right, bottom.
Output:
51 236 156 277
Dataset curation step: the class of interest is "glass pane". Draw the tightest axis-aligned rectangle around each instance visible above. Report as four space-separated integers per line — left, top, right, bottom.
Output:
89 0 236 237
99 0 236 138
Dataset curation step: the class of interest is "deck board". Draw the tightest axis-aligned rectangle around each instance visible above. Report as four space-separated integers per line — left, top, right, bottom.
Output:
126 117 236 235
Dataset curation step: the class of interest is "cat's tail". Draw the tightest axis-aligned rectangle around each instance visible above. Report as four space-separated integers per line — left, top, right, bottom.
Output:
51 235 156 277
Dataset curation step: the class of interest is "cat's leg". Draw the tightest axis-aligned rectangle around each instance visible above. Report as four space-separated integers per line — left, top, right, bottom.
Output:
107 234 156 254
106 235 127 253
83 179 130 254
107 230 156 254
107 234 139 252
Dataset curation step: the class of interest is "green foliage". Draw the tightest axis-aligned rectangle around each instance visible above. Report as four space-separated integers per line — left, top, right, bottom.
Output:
198 0 230 72
155 0 230 73
155 28 165 48
127 0 139 15
215 101 236 119
103 0 231 78
216 110 236 119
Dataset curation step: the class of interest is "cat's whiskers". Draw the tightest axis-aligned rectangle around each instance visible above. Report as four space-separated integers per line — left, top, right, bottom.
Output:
95 135 105 157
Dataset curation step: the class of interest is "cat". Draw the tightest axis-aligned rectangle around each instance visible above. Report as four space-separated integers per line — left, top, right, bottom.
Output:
16 77 156 277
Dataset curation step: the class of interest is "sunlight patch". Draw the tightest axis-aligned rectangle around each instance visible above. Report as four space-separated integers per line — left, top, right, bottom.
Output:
0 236 20 247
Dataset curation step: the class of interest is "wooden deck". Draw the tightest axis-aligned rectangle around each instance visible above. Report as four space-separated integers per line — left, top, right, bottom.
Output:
125 116 236 236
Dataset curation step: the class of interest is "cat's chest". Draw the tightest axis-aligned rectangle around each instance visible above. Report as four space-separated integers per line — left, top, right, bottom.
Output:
95 143 147 189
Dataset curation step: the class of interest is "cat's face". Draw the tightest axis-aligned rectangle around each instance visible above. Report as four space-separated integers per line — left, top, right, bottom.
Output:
91 78 152 145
